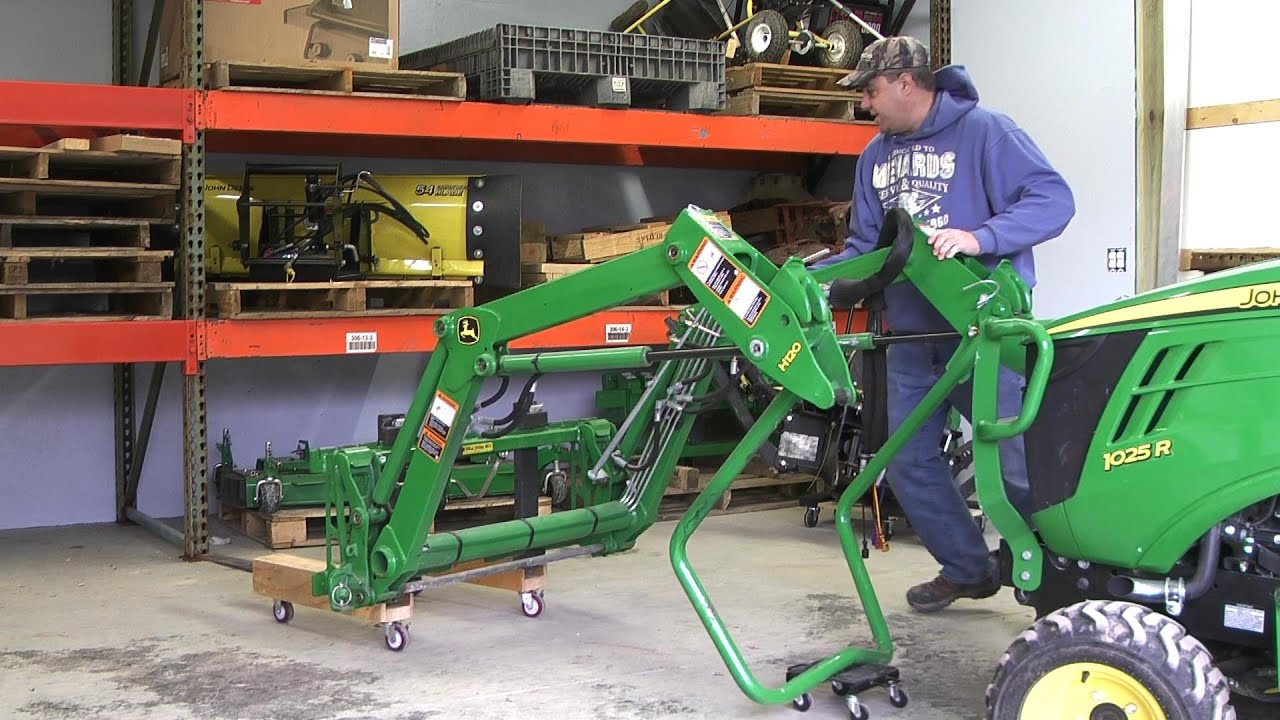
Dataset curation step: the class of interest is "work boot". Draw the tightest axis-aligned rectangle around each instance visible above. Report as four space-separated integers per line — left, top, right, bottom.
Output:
906 573 1000 613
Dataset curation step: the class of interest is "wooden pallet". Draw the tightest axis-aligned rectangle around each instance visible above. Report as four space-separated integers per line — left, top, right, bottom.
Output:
0 177 177 220
658 472 816 521
1179 247 1280 273
0 247 171 285
726 87 862 120
206 61 467 101
0 281 172 320
520 261 672 306
0 216 158 249
0 140 179 185
726 62 859 93
547 212 732 263
723 62 867 121
208 279 474 319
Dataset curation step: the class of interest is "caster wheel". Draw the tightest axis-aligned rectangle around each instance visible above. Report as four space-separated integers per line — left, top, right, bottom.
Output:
803 507 819 528
888 682 908 708
520 591 544 618
831 680 847 695
848 700 869 720
791 693 812 712
881 518 895 541
272 600 293 624
384 621 409 652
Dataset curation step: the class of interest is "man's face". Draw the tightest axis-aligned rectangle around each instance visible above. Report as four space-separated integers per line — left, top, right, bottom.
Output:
860 73 913 135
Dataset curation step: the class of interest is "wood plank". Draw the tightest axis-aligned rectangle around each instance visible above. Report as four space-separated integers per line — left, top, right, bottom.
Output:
1187 98 1280 129
208 61 466 100
0 215 164 227
726 63 857 93
520 242 547 265
0 281 171 294
0 178 177 197
89 134 182 155
1179 247 1280 272
42 138 90 151
251 553 412 624
0 248 169 259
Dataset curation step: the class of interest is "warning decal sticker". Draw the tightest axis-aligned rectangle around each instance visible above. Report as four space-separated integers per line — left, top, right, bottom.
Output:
688 237 770 327
418 391 459 461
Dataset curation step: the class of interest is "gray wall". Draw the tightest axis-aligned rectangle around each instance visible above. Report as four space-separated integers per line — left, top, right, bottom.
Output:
951 1 1137 318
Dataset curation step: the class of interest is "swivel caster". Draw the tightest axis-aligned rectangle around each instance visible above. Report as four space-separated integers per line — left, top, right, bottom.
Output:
272 600 293 624
846 697 870 720
803 507 820 528
520 590 544 618
791 692 813 712
888 681 908 708
384 621 409 652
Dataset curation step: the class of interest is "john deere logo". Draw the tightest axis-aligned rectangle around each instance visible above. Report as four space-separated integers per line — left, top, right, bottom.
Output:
457 316 480 345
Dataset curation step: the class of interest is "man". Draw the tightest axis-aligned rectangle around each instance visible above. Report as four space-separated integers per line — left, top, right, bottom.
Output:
815 36 1075 613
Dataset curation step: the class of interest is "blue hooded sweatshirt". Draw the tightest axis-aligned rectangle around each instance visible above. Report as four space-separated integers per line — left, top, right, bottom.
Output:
816 65 1075 332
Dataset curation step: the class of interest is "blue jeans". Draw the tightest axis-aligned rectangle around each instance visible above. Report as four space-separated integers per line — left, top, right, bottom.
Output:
884 339 1033 585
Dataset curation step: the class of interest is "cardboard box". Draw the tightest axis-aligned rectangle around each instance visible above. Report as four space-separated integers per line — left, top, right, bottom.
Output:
160 0 399 84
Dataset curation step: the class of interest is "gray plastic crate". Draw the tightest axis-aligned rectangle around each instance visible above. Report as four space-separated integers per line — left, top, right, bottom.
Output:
401 24 725 112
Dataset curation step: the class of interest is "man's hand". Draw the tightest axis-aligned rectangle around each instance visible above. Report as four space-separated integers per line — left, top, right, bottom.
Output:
926 227 981 260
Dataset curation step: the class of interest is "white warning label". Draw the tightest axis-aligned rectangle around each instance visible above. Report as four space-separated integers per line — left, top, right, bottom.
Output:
418 391 459 461
688 237 769 327
1223 604 1266 634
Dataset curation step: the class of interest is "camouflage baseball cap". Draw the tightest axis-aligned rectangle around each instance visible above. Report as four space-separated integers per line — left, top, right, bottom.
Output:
837 36 930 89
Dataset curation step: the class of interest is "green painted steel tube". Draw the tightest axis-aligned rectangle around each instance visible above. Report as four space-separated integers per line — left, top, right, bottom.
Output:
670 389 892 705
498 347 651 375
976 318 1053 441
1274 589 1279 686
416 501 634 572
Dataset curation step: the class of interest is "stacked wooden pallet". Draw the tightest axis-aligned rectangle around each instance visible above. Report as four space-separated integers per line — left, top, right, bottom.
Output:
658 463 817 521
0 135 178 321
207 278 475 319
519 212 733 307
723 63 867 121
196 61 467 101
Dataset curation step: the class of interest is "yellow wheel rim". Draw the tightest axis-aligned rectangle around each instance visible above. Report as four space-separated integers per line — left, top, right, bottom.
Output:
1020 662 1167 720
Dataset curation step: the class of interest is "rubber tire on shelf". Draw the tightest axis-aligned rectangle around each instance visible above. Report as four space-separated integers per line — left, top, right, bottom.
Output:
258 482 282 516
746 10 790 64
803 507 820 528
272 600 293 624
385 621 409 652
792 693 813 712
888 683 908 708
984 600 1235 720
820 21 863 69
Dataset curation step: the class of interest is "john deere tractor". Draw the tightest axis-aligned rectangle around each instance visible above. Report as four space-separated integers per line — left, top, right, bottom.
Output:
256 206 1273 718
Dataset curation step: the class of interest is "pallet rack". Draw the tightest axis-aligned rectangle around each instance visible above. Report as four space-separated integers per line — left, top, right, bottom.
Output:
0 1 878 558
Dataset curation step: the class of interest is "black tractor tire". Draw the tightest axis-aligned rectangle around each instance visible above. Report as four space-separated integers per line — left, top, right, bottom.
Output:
745 10 790 64
820 21 863 69
985 600 1236 720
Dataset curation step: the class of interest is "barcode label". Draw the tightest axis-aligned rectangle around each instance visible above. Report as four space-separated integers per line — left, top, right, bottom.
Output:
369 37 393 59
346 332 377 353
605 323 632 344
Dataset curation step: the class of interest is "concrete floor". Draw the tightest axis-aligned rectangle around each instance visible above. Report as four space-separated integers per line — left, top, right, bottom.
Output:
0 508 1268 719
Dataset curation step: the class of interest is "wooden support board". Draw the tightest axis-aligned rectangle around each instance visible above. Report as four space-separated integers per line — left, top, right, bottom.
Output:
208 279 474 319
0 178 176 219
252 553 413 625
0 142 180 185
207 61 467 101
659 472 816 519
1179 247 1280 273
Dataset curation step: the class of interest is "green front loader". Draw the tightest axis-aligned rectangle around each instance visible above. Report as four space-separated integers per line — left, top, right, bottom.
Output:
261 205 1274 719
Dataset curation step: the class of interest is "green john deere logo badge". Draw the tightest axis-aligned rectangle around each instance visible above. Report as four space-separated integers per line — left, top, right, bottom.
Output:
457 316 480 345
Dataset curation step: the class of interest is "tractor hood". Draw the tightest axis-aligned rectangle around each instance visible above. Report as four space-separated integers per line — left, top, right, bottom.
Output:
1047 259 1280 337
